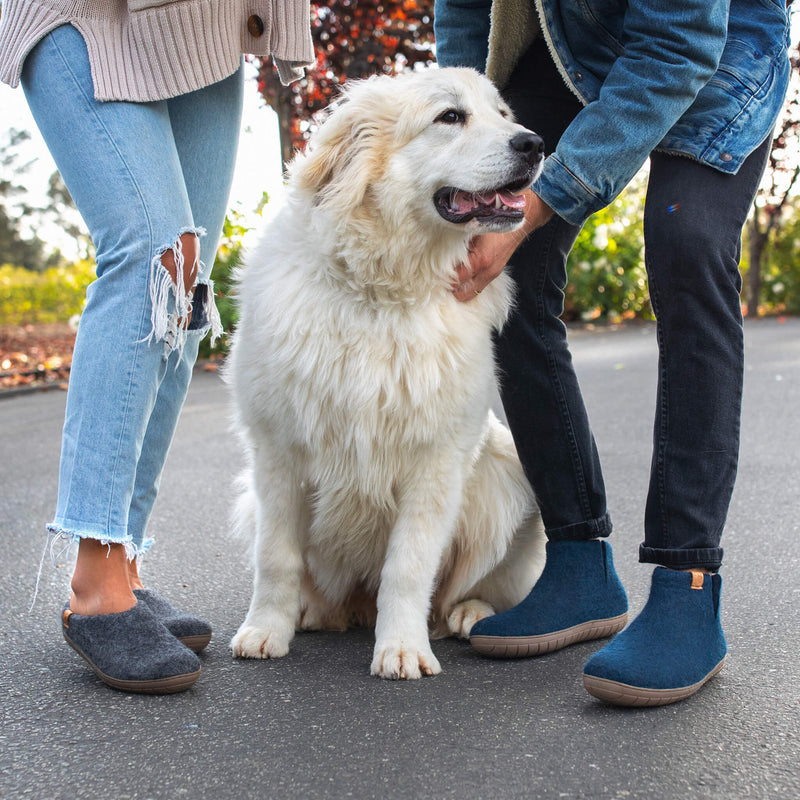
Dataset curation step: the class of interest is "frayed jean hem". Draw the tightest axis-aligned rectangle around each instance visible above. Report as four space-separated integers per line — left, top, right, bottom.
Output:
30 526 154 611
45 523 155 560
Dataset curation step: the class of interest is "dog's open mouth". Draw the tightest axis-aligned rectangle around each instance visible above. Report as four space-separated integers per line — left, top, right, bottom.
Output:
433 176 530 225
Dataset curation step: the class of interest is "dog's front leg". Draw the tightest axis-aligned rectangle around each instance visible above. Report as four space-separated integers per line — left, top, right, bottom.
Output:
231 450 307 660
371 457 464 680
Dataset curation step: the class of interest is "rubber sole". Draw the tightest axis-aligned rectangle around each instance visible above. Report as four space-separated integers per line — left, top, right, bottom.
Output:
583 657 726 707
470 612 628 658
178 633 212 653
63 631 201 694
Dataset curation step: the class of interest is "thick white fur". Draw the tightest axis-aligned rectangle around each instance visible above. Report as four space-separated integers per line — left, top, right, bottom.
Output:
228 68 546 679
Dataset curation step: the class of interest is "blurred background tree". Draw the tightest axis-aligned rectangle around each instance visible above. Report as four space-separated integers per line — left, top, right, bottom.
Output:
743 41 800 317
1 127 90 272
256 0 435 165
754 196 800 315
1 128 54 272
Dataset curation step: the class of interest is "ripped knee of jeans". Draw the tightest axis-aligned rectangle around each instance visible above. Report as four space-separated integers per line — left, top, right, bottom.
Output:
146 227 222 356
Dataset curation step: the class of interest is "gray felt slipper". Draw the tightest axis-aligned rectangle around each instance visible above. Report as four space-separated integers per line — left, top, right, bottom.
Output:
61 601 201 694
133 588 212 652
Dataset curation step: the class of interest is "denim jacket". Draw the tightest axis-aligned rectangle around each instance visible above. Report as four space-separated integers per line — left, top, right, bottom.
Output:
434 0 792 225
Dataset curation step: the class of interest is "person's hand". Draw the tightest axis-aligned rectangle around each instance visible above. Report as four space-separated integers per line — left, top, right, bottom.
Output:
453 191 554 301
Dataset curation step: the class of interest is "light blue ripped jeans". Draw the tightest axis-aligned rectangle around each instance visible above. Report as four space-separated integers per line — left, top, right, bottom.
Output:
21 25 244 557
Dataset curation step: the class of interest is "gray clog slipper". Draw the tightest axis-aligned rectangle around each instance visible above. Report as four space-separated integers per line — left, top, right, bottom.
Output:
61 601 201 693
133 588 212 652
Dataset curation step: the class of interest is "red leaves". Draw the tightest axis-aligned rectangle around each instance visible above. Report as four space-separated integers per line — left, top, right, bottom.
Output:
257 0 435 157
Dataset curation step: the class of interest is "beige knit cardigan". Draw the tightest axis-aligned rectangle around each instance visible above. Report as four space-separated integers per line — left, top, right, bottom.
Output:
0 0 314 101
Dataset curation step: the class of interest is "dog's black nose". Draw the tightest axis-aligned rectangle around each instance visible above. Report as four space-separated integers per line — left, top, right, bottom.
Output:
510 131 545 164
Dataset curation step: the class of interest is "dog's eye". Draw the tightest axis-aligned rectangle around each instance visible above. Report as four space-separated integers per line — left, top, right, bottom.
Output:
435 109 466 125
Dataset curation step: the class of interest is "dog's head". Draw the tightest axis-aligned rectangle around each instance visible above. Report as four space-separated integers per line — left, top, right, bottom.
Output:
290 68 544 239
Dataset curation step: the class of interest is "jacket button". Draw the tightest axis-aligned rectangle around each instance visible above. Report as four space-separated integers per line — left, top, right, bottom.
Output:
247 15 265 37
720 152 733 162
574 71 583 82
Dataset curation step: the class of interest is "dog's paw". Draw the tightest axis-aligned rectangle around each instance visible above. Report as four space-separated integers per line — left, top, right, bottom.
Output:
370 639 442 680
230 621 293 660
447 599 496 639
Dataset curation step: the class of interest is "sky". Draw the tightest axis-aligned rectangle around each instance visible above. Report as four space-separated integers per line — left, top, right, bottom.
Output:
1 61 286 259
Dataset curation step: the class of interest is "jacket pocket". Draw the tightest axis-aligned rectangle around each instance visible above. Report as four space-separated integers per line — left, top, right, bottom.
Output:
709 39 770 96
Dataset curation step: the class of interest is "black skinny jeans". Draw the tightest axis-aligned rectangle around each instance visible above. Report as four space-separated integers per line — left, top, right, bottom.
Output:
497 40 771 570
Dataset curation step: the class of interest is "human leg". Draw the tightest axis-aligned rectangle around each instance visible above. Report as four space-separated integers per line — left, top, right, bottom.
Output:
639 139 772 570
126 66 244 565
583 136 772 705
469 40 627 654
21 26 220 689
123 68 244 648
23 25 201 562
497 38 611 542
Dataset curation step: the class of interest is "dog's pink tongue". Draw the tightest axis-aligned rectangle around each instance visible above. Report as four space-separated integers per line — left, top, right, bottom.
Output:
453 190 527 212
497 190 527 209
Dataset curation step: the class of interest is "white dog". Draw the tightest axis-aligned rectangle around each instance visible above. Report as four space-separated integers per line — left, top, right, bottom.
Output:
229 68 546 679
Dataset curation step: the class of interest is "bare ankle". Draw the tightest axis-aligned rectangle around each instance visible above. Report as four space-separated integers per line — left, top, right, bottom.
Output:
70 540 137 616
127 558 145 592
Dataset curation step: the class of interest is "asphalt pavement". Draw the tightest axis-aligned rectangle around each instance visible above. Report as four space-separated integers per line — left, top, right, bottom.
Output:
1 318 798 800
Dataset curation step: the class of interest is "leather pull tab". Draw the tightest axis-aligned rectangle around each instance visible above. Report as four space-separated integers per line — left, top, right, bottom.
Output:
62 608 73 628
690 571 705 590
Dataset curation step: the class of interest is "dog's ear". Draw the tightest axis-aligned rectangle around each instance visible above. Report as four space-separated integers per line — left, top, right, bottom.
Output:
292 101 357 195
290 80 390 214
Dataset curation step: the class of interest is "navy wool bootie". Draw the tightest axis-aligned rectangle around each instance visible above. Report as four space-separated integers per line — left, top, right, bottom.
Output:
583 568 727 707
134 588 212 652
470 540 628 657
62 601 201 694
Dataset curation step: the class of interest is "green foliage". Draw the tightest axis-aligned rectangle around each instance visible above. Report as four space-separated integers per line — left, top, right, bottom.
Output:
0 196 264 349
565 178 651 322
198 194 268 359
742 198 800 316
0 260 95 325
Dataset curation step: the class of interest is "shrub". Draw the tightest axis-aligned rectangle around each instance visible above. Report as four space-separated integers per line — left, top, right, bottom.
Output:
565 178 651 322
0 260 95 325
198 196 267 359
741 198 800 316
1 196 265 355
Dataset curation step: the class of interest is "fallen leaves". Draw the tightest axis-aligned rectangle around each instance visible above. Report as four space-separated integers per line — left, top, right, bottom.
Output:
0 323 76 391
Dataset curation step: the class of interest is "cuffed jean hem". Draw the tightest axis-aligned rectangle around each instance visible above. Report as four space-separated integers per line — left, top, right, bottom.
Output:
547 511 612 542
46 523 155 561
639 544 723 572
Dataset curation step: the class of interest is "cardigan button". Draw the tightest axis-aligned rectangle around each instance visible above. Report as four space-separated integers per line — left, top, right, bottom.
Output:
247 15 265 37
